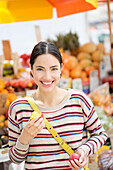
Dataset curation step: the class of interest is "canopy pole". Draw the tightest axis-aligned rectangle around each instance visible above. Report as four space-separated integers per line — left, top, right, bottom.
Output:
107 0 113 68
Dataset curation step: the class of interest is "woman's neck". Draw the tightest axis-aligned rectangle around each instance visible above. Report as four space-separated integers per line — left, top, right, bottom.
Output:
33 87 67 107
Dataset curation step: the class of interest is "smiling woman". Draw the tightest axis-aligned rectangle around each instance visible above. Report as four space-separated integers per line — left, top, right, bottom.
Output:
8 41 108 170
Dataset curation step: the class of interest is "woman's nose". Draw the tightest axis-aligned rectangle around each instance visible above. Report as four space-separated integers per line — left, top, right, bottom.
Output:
44 71 51 79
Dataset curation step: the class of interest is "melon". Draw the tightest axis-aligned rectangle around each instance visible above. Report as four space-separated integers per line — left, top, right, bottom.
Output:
79 59 92 70
77 52 91 61
92 50 104 62
79 43 97 53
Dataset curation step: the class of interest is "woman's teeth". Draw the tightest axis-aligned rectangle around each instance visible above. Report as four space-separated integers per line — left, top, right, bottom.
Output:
42 81 52 85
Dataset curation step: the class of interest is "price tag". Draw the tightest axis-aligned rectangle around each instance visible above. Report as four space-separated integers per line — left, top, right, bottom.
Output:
12 53 21 75
99 61 107 79
89 70 99 92
58 77 72 89
0 55 3 78
2 40 12 60
72 78 83 90
104 55 112 72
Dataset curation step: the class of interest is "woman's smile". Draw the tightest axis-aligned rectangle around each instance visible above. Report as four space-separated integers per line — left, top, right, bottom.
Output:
40 80 54 86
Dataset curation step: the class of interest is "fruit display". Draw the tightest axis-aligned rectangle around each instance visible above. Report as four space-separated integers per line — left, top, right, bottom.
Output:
94 106 113 131
8 78 37 92
89 83 113 117
3 62 14 77
0 79 18 149
0 79 17 115
61 42 105 81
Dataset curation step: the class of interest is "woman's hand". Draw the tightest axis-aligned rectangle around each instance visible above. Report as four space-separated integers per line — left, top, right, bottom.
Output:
68 148 87 170
18 117 45 145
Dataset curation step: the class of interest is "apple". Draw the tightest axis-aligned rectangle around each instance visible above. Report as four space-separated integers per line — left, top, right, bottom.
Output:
19 80 27 88
69 153 80 162
10 79 19 87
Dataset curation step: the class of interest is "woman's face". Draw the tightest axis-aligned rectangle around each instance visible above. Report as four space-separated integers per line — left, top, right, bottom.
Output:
31 54 61 93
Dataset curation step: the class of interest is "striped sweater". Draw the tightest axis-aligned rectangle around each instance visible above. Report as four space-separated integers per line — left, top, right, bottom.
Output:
8 89 107 170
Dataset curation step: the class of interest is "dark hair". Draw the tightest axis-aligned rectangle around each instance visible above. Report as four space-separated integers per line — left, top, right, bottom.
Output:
30 41 62 69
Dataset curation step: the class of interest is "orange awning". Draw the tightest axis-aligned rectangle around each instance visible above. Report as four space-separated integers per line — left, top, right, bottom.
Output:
0 0 98 24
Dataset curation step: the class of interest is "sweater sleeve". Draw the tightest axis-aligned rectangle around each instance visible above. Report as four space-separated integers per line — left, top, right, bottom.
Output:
78 94 108 156
8 101 29 164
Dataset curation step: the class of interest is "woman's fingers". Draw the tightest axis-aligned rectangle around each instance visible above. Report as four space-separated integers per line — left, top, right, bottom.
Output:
68 160 79 170
68 150 87 170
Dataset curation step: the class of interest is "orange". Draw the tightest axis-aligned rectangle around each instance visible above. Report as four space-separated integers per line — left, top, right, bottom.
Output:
0 89 9 94
70 68 82 79
85 66 95 76
5 99 10 107
61 52 70 63
0 80 5 91
64 56 78 70
8 93 17 104
80 71 87 79
61 66 70 77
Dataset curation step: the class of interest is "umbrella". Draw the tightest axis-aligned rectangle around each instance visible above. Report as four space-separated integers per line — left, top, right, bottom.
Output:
0 0 97 24
98 0 113 67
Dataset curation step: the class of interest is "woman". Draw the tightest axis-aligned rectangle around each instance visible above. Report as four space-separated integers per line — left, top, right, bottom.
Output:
8 41 107 170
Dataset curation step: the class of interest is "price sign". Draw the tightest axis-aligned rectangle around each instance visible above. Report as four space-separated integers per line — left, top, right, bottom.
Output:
99 61 107 79
58 77 72 89
0 55 3 78
72 78 83 90
89 70 99 92
12 53 21 75
2 40 12 60
104 55 112 72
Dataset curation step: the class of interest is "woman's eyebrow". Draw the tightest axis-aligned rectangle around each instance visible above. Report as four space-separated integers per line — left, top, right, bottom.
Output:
35 65 45 68
35 65 58 69
50 65 59 68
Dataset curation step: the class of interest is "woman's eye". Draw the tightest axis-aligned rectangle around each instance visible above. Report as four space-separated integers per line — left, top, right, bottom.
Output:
37 68 43 71
52 68 58 71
